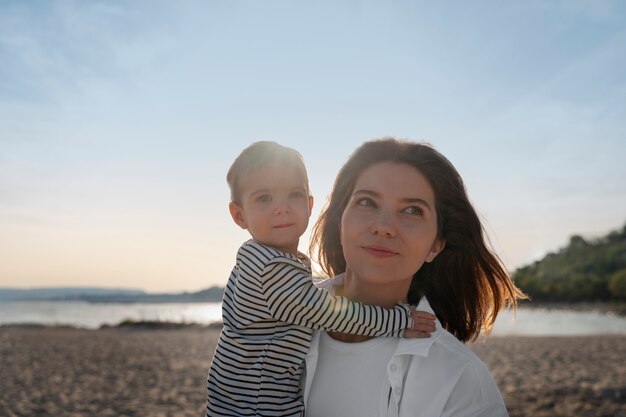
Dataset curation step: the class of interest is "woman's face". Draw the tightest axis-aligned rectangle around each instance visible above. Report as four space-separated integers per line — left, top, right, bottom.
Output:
340 161 444 291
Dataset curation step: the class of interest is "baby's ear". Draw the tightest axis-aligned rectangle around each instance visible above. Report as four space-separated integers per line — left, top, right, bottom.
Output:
308 195 314 213
229 202 248 229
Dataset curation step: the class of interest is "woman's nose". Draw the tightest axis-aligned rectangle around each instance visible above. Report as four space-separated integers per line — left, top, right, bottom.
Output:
371 210 396 237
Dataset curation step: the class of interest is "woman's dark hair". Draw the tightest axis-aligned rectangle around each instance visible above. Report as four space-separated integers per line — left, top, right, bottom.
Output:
310 138 526 342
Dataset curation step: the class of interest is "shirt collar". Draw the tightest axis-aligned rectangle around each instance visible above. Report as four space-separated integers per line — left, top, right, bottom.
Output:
393 297 442 357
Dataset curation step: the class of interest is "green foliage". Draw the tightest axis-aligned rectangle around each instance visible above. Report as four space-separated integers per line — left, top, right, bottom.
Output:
608 269 626 300
513 223 626 302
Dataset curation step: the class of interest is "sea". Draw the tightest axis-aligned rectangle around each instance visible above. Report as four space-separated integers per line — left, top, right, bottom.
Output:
2 301 626 336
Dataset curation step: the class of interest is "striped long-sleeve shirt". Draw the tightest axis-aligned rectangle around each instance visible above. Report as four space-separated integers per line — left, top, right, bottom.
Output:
206 240 412 417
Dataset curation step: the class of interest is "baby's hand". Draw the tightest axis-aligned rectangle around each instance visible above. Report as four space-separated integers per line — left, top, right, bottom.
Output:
404 309 436 338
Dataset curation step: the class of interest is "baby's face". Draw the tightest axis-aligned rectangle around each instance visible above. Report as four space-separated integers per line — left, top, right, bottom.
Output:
231 162 313 255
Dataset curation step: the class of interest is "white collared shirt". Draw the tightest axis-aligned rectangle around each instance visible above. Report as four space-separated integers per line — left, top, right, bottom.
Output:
307 331 399 417
303 282 509 417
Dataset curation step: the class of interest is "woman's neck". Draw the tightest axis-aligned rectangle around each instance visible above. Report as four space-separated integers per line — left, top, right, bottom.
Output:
339 269 410 308
328 269 412 343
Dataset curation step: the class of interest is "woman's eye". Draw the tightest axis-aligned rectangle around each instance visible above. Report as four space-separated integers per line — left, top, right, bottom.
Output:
404 206 424 216
356 197 376 208
256 194 271 203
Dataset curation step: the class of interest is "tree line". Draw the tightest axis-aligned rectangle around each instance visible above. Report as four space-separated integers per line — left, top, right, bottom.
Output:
513 223 626 302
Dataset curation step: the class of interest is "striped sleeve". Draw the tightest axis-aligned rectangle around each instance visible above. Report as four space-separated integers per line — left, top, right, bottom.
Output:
247 244 412 337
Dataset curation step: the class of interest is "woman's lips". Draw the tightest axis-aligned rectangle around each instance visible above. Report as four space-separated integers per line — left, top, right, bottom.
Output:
362 244 398 258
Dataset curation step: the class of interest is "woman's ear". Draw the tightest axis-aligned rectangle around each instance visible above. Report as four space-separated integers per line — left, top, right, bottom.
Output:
229 202 248 230
425 239 446 263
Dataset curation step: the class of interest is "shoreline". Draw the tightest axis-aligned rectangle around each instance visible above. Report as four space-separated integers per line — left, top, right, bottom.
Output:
518 300 626 316
1 300 624 332
3 321 626 338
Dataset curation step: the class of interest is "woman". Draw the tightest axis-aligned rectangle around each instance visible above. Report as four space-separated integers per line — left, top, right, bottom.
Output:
304 138 525 417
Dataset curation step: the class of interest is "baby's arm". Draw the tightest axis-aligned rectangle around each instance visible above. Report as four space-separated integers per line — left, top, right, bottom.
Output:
260 258 433 337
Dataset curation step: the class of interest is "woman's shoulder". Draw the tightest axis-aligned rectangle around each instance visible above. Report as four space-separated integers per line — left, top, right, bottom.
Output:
400 326 506 413
415 298 491 367
407 298 496 378
435 330 494 373
431 330 505 400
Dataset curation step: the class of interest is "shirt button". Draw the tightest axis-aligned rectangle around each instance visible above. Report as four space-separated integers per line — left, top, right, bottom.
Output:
389 364 398 372
395 387 402 395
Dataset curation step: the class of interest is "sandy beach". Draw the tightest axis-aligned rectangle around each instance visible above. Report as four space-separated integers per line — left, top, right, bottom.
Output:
0 326 624 417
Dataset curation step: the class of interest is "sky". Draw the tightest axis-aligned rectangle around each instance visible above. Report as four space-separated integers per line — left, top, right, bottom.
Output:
1 0 625 293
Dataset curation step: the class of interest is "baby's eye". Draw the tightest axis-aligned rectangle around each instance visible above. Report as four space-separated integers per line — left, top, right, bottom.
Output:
403 206 424 216
289 191 305 199
256 194 272 203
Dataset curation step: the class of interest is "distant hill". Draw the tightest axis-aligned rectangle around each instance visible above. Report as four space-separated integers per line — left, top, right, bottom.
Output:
0 286 225 303
72 287 225 303
0 287 145 301
513 223 626 302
